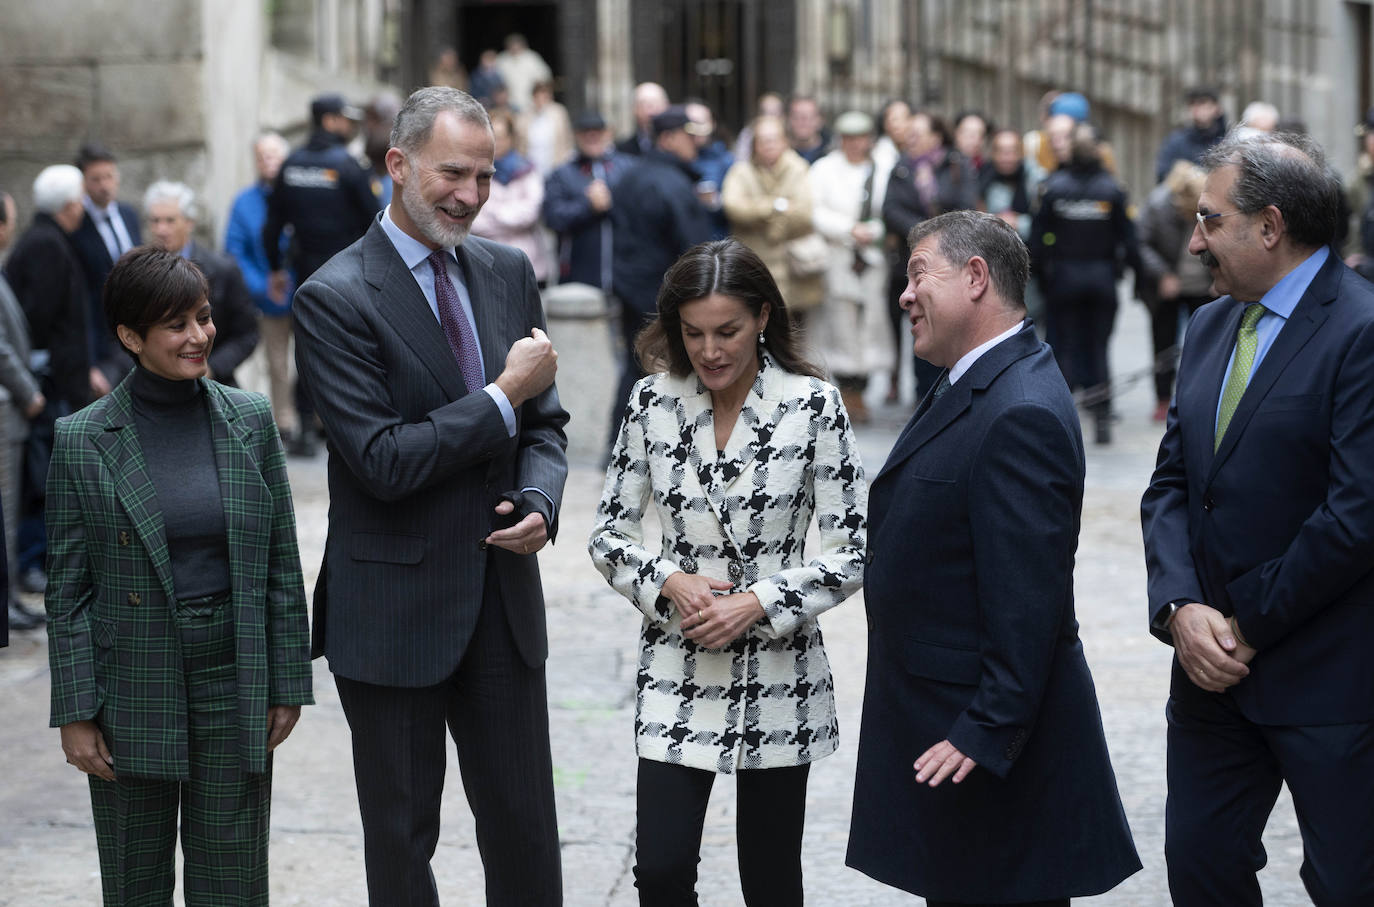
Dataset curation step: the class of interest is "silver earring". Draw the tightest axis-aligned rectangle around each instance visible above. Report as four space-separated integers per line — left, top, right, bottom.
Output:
758 332 766 345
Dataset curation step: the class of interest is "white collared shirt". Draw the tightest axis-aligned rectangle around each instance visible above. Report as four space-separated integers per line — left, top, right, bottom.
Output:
83 196 134 261
948 320 1025 386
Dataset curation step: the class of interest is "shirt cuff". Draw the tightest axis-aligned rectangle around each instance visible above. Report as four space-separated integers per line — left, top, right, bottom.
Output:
484 383 517 437
521 487 557 527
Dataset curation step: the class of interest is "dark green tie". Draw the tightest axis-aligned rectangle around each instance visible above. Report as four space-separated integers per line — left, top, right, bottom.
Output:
1215 303 1266 451
932 372 951 400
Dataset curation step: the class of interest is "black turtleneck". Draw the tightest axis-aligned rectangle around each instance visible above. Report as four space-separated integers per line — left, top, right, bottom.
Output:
128 367 231 600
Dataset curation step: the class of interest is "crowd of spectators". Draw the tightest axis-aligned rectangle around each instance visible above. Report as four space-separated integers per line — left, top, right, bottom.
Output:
2 27 1361 635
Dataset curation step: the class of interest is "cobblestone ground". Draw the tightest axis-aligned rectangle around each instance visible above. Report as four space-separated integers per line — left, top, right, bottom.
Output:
0 297 1312 905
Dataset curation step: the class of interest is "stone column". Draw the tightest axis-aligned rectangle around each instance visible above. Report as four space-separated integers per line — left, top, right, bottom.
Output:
597 0 634 135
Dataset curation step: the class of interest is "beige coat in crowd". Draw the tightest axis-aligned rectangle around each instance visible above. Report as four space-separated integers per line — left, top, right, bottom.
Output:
721 148 823 311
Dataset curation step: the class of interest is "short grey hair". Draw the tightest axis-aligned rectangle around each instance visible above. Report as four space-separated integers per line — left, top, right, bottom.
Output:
32 164 84 215
253 131 288 156
909 210 1030 308
143 180 197 221
1201 129 1342 248
390 87 490 156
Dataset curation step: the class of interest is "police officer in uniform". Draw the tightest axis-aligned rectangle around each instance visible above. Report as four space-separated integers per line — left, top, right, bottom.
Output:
263 93 380 455
1030 122 1141 444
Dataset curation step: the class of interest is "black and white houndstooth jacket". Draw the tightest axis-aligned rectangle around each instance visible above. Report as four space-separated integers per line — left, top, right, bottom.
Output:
588 352 867 773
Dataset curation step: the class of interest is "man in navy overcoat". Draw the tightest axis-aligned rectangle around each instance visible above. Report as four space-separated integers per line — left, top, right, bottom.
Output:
1142 130 1374 905
848 210 1140 905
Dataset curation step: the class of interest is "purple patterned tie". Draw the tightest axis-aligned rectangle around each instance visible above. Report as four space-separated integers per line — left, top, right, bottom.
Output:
427 250 483 393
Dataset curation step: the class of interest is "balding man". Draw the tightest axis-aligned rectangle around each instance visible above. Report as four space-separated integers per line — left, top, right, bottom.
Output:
616 81 669 156
1143 130 1374 905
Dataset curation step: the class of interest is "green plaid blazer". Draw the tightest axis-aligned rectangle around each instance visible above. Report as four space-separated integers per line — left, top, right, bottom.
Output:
45 375 313 779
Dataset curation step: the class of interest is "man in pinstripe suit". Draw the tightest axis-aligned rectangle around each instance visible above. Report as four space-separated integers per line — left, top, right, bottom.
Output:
293 86 568 906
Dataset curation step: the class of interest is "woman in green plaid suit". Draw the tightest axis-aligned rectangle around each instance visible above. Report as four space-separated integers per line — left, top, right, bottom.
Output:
45 247 313 904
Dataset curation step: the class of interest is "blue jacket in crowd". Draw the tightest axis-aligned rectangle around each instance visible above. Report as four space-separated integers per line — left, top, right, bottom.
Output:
226 181 294 317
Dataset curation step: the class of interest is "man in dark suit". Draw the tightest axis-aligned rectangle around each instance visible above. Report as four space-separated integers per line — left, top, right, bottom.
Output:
4 164 92 599
68 143 142 395
142 180 260 386
848 210 1140 905
293 86 567 906
1142 131 1374 905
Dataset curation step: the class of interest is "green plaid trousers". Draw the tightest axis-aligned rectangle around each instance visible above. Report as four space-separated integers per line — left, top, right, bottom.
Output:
89 595 271 905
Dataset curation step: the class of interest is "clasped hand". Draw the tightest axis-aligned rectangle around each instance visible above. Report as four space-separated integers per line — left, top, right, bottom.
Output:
485 501 548 554
1171 602 1256 692
662 571 765 650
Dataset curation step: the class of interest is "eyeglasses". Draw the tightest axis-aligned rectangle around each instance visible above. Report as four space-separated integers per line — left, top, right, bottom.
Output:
1196 210 1244 229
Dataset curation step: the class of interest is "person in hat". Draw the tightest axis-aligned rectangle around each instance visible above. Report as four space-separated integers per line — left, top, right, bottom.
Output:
1156 85 1228 183
543 110 633 290
809 109 894 422
606 104 712 455
262 92 379 456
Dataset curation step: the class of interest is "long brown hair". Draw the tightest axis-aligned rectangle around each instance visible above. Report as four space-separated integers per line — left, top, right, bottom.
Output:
636 239 825 379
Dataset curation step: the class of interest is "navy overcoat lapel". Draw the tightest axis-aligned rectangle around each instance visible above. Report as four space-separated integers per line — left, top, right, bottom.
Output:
360 223 468 401
875 324 1040 484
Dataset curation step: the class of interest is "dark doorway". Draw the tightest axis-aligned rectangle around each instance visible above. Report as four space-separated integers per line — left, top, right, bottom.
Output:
632 0 795 136
455 1 562 91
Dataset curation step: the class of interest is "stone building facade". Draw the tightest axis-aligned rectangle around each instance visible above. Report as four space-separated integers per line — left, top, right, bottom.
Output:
0 0 1368 241
0 0 395 244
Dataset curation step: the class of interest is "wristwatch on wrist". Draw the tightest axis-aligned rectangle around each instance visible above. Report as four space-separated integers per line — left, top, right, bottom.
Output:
1152 599 1189 632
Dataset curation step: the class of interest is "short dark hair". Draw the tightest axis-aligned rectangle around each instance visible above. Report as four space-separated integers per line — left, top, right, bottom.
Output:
909 210 1030 308
1201 129 1343 248
0 191 10 223
75 142 117 173
103 247 209 358
636 239 825 380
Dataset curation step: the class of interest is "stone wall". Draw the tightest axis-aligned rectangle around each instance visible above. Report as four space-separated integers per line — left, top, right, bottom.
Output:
0 0 393 254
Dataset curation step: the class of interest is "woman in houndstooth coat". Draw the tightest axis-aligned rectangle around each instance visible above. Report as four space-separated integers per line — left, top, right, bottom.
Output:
589 239 867 905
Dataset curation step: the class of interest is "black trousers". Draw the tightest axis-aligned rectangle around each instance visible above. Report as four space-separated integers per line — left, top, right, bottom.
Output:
334 576 561 907
634 758 810 907
1165 694 1374 906
1043 263 1118 413
1147 293 1210 402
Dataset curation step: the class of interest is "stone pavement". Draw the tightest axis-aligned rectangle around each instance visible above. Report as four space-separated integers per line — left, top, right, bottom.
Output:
0 298 1313 905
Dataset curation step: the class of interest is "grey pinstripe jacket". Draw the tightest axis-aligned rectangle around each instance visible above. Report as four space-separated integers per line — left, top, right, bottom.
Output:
45 378 313 779
293 224 568 686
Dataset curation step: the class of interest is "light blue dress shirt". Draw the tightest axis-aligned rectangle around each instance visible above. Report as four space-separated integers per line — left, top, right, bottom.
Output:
379 207 517 436
378 207 556 524
1213 245 1328 433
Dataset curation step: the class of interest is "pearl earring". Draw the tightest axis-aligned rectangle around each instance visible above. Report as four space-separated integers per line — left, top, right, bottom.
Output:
758 331 766 345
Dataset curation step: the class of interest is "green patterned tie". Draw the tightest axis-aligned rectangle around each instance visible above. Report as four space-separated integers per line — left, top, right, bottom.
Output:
1214 303 1266 451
